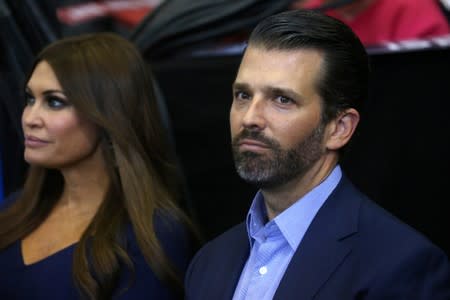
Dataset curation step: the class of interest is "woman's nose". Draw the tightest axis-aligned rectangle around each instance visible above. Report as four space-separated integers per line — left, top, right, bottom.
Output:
22 103 44 129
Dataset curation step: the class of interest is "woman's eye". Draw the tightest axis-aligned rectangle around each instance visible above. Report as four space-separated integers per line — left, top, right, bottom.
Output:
46 96 67 109
25 93 35 106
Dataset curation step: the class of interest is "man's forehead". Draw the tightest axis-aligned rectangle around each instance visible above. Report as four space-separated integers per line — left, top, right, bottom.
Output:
244 43 324 57
237 46 324 81
234 46 324 104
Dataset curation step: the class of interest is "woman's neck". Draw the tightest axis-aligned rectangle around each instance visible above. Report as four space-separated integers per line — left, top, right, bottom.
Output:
58 146 109 213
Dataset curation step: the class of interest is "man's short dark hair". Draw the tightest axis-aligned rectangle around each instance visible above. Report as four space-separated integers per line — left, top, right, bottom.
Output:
248 9 369 124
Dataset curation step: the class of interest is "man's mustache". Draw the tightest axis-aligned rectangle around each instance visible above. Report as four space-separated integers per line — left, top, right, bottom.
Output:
232 129 279 148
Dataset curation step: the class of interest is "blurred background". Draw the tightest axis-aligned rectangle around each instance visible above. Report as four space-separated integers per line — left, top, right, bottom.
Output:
1 0 450 256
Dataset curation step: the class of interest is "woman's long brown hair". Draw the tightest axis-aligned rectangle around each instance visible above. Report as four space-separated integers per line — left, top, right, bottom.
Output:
0 33 195 299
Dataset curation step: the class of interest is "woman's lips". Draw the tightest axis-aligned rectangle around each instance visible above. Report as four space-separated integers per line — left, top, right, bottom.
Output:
24 135 50 148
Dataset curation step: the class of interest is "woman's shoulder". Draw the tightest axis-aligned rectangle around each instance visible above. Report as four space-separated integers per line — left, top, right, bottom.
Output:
126 210 198 269
118 211 198 298
0 190 21 211
153 211 190 243
130 211 195 252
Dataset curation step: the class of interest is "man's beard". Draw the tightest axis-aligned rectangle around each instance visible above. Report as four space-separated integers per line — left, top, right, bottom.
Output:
231 124 325 189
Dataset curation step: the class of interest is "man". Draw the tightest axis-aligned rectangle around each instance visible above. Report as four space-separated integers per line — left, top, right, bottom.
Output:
185 10 450 300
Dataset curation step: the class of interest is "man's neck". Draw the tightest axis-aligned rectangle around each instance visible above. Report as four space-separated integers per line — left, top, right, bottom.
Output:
262 153 338 220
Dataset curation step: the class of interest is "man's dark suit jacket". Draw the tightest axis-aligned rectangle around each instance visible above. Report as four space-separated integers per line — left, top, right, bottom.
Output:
185 175 450 299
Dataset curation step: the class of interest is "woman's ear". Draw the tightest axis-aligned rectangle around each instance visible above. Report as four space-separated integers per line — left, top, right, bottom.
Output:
325 108 360 151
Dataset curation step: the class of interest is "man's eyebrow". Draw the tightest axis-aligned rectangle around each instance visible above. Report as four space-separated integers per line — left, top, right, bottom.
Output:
265 87 303 100
232 83 304 101
232 82 250 90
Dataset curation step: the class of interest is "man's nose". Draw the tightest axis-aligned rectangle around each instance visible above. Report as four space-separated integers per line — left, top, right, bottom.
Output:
242 98 267 131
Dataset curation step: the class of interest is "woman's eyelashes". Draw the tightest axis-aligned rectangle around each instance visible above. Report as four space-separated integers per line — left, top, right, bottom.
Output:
24 91 69 110
45 95 68 109
24 92 35 106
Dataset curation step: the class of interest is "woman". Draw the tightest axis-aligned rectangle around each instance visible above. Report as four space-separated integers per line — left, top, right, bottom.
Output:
0 32 197 299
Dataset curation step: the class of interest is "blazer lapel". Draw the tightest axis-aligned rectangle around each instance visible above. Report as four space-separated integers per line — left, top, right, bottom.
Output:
212 223 250 300
274 176 360 300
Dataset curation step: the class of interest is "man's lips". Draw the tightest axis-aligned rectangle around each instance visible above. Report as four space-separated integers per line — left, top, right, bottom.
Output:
238 138 271 151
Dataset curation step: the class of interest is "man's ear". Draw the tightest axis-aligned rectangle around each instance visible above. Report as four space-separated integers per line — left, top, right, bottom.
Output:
325 108 360 151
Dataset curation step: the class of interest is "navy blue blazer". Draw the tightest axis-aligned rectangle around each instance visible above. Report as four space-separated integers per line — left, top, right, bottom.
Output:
185 175 450 299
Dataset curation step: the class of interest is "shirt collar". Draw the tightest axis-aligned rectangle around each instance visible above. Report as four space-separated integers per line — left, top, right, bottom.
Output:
245 165 342 250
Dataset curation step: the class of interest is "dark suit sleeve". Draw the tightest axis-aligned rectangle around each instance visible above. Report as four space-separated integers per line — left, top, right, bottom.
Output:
367 244 450 300
183 224 249 300
184 243 207 300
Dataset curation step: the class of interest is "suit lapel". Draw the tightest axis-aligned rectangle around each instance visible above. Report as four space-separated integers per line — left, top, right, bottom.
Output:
274 176 360 300
214 224 250 300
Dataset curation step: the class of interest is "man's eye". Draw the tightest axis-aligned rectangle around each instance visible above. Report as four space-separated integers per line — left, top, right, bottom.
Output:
46 96 68 109
275 95 293 105
234 91 250 100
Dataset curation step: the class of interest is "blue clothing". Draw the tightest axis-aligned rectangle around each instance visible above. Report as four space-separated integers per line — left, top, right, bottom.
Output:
233 166 341 300
185 174 450 300
0 144 3 202
0 194 193 299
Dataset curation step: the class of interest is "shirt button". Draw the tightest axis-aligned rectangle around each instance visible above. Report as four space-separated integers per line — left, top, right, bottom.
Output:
259 266 268 275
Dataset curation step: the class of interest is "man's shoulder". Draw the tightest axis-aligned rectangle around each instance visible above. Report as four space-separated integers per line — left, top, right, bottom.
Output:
336 180 446 263
336 176 442 252
185 222 249 296
199 222 247 255
187 222 248 269
359 197 439 249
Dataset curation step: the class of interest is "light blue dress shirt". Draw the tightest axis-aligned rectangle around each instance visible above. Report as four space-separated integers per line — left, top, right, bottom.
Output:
232 165 342 300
